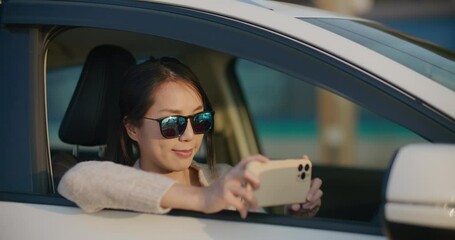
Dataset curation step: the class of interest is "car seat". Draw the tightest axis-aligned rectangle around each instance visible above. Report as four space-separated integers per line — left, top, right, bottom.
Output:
52 44 136 185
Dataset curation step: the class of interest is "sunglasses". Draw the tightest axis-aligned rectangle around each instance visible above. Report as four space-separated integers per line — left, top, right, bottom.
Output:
143 111 214 139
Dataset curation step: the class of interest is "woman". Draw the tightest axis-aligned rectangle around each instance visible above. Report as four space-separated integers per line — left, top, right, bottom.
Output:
58 57 322 218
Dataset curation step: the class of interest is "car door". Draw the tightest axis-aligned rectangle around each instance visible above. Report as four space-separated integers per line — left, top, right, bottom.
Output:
1 0 453 239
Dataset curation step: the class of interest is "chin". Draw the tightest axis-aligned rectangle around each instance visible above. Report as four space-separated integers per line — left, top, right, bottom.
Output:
172 157 193 171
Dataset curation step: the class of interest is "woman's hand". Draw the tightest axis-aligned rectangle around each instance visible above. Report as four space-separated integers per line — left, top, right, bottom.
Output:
200 155 269 218
288 155 323 217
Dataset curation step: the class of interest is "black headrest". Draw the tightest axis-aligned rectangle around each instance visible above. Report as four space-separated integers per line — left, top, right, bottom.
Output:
59 45 135 146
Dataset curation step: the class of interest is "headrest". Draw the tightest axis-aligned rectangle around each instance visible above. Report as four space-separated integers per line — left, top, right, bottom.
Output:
59 45 135 146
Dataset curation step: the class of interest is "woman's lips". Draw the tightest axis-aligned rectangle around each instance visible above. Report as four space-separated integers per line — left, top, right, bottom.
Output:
173 149 193 158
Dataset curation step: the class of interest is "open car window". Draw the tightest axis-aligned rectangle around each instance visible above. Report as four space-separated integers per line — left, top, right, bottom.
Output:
234 58 427 222
47 26 424 226
235 58 427 169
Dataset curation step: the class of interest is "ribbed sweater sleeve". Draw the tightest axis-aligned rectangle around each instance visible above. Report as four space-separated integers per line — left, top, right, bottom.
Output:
57 161 176 214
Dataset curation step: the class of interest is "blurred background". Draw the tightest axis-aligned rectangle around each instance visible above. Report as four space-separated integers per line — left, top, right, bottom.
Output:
237 0 454 169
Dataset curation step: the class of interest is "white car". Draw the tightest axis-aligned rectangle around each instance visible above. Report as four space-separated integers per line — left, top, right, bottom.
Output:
0 0 454 239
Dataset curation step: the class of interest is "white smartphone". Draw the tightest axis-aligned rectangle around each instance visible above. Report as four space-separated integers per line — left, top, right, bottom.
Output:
246 159 312 207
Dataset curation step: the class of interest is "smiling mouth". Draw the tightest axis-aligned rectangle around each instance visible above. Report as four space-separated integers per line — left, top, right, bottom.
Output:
173 149 193 158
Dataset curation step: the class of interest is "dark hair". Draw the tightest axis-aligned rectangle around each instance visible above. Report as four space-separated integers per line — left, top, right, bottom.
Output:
106 57 215 171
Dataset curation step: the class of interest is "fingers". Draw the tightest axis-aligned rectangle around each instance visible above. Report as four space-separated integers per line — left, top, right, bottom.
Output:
302 189 322 209
302 198 321 210
289 195 321 217
225 194 248 219
307 178 322 201
290 203 301 211
224 185 258 218
288 176 323 214
214 155 271 218
231 185 258 211
242 170 261 189
227 155 269 218
303 178 323 210
298 156 321 210
227 155 269 189
291 197 320 211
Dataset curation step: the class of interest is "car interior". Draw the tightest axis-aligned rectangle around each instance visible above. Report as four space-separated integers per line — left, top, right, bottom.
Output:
48 27 259 173
52 44 137 183
46 26 426 224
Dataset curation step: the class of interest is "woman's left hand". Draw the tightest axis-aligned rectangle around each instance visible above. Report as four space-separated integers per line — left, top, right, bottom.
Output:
288 155 323 217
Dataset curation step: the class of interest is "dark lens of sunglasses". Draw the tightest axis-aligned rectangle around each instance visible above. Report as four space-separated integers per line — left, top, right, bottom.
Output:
192 112 213 134
160 116 187 138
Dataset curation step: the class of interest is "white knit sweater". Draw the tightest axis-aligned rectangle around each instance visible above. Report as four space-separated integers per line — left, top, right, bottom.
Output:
58 160 230 214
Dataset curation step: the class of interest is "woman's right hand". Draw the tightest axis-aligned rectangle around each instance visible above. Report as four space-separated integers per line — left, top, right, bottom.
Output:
200 155 269 218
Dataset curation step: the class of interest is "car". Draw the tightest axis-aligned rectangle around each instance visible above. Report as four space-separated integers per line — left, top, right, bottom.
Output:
0 0 454 239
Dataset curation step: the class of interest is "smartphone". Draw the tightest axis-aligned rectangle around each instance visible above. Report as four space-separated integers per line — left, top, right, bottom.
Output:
246 159 312 207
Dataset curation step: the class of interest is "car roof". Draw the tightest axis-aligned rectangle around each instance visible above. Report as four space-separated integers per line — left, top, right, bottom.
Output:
231 0 353 19
141 0 360 21
5 0 453 118
140 0 454 119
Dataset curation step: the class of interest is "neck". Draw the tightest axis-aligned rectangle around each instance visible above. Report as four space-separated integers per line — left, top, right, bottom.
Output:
163 169 190 185
138 160 191 185
136 160 201 186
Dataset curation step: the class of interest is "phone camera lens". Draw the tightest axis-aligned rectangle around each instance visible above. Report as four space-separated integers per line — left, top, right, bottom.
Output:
300 172 306 180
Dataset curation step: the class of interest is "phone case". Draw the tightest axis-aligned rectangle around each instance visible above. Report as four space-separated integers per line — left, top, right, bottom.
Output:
246 159 312 207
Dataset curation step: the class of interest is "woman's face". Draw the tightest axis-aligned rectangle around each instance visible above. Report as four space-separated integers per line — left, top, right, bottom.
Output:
126 80 204 173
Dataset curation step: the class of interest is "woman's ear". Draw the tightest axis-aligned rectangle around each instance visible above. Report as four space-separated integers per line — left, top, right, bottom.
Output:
124 119 139 141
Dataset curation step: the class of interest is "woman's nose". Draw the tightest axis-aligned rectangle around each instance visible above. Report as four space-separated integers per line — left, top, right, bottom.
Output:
179 119 194 141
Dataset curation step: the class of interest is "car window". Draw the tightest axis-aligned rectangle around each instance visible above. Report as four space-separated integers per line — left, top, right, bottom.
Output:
235 58 427 222
235 58 426 169
45 28 228 184
46 26 427 223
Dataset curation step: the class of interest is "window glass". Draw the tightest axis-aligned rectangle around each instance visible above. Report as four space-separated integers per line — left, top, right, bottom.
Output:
235 58 427 169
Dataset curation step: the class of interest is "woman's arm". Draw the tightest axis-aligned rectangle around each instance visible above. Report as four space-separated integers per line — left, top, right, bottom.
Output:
58 161 176 214
58 155 269 217
161 155 269 218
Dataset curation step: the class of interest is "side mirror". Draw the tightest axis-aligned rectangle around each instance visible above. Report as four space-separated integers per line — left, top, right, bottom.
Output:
383 144 455 239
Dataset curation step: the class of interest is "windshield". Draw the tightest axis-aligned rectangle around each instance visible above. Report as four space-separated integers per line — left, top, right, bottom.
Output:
301 18 455 91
